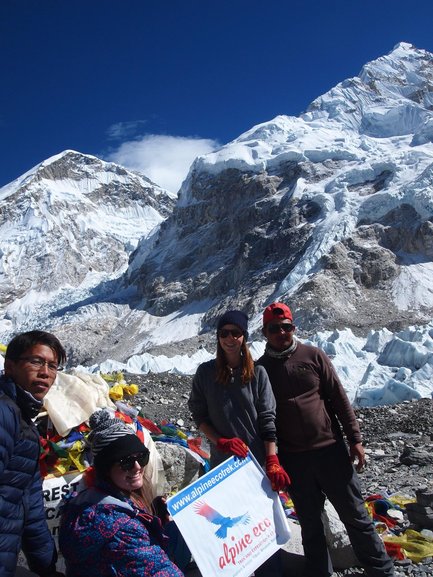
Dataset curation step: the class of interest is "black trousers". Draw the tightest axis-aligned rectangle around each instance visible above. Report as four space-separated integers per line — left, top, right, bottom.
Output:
254 549 282 577
279 441 395 577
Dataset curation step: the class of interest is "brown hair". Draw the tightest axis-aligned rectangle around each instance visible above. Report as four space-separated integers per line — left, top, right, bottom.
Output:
215 339 255 385
130 473 154 513
96 457 154 513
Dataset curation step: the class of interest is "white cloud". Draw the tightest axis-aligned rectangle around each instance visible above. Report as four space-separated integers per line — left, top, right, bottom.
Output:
107 134 219 193
106 120 148 141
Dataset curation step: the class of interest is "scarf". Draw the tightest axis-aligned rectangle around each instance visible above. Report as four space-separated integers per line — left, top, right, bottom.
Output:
264 335 298 359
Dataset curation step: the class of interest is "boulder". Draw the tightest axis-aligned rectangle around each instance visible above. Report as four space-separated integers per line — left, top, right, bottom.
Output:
400 446 433 465
323 500 360 569
405 503 433 529
155 441 203 494
416 488 433 507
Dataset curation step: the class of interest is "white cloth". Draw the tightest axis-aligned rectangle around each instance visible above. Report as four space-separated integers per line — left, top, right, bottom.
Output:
43 370 115 436
139 427 166 498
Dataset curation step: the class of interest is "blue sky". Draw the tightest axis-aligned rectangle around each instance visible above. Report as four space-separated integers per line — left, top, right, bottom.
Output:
2 0 433 192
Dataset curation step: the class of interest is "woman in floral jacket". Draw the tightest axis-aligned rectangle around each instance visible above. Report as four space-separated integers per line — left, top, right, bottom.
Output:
59 409 183 577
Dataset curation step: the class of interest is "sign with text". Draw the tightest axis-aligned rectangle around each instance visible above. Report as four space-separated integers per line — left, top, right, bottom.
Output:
42 470 85 536
18 470 85 571
167 454 290 577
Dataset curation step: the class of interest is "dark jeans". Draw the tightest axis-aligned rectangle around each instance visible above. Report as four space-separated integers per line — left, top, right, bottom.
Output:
279 441 395 577
254 549 283 577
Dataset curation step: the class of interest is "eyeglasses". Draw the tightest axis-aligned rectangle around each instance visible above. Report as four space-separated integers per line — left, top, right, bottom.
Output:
267 323 295 334
219 329 243 339
117 452 150 471
18 356 63 373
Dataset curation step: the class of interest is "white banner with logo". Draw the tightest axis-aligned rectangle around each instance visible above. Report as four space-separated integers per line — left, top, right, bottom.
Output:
167 453 291 577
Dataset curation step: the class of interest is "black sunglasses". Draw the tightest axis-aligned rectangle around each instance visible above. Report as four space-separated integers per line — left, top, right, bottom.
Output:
117 451 150 471
219 328 243 339
267 323 294 334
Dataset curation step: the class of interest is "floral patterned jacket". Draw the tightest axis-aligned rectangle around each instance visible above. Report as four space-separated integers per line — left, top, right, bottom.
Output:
59 483 184 577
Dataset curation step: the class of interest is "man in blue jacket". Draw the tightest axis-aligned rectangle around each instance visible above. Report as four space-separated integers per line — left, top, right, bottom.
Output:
0 330 67 577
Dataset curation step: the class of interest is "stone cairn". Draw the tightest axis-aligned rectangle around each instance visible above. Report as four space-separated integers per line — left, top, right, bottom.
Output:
406 488 433 530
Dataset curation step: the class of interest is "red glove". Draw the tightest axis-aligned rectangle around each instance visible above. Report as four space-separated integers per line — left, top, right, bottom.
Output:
216 437 248 458
266 455 291 491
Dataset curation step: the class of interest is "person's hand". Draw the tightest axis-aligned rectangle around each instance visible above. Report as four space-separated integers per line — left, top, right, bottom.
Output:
216 437 248 458
350 442 366 472
265 455 291 491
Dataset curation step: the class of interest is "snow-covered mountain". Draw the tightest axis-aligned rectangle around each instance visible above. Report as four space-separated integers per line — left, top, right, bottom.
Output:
0 42 432 405
133 42 433 338
0 150 175 362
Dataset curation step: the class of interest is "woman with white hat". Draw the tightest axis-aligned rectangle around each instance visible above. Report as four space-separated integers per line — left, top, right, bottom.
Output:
59 409 183 577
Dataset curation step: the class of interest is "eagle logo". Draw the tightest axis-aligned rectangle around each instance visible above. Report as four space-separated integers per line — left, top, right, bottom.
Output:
193 501 251 539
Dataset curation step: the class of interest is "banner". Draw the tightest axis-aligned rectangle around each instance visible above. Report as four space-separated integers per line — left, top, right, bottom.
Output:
167 453 291 577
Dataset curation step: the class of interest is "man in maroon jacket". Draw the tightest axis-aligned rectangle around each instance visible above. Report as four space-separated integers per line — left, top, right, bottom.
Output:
257 302 395 577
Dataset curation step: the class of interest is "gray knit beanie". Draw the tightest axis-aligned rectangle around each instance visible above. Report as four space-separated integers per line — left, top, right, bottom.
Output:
87 408 148 471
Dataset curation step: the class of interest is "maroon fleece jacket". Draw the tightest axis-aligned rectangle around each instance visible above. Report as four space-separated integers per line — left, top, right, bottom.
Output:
257 342 361 453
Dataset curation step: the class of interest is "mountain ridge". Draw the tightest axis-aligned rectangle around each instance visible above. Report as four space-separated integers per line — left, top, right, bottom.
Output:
131 42 433 338
0 150 175 346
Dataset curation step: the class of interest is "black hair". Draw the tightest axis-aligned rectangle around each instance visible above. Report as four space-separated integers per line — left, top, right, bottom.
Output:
5 330 67 366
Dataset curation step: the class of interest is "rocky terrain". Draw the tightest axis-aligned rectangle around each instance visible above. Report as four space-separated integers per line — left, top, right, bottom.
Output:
356 400 433 498
124 372 433 576
127 372 198 429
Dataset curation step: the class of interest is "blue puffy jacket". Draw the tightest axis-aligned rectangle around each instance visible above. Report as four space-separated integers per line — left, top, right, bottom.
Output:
0 374 57 577
59 484 184 577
